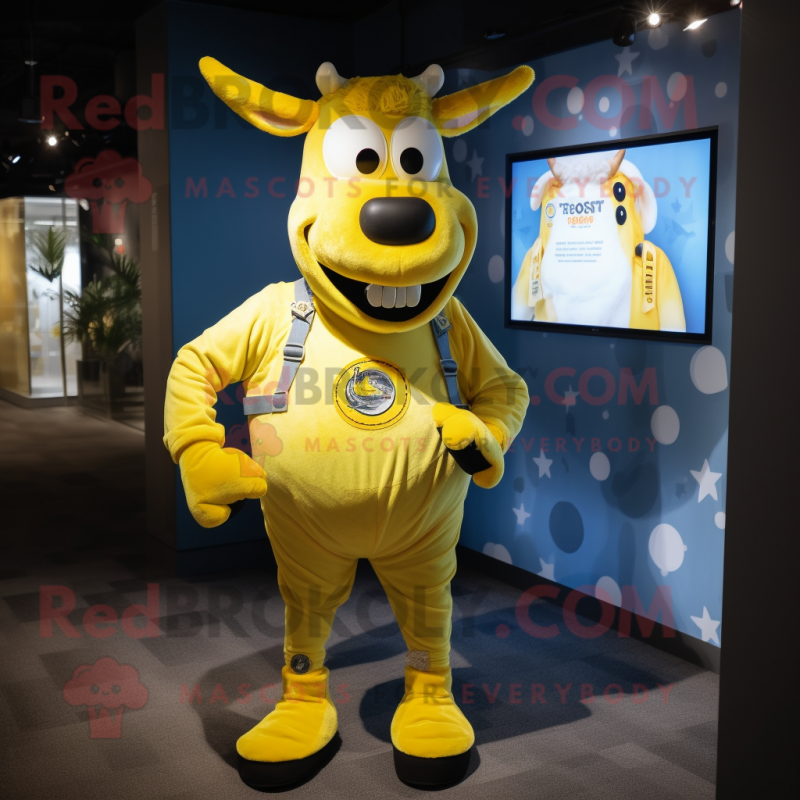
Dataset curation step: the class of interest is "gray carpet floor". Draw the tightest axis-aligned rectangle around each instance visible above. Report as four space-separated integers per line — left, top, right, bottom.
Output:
0 400 719 799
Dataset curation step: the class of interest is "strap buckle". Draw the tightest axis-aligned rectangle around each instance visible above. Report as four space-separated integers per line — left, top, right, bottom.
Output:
283 342 305 362
440 358 458 377
291 300 314 320
432 313 451 337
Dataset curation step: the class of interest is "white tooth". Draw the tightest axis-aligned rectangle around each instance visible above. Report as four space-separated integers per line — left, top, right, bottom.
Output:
406 285 421 307
381 286 396 309
366 284 383 307
394 287 407 308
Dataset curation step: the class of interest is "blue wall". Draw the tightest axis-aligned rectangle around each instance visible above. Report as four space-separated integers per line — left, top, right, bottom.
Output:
166 1 739 649
449 13 739 648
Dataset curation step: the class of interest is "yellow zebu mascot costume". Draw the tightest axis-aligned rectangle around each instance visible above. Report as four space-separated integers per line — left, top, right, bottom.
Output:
511 149 686 331
164 58 532 788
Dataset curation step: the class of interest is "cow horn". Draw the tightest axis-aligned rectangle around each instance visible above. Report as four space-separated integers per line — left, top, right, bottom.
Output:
607 149 626 177
316 62 347 96
413 64 445 97
547 157 562 180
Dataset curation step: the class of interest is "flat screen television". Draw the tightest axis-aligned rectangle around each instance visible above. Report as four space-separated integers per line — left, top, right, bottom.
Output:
505 128 717 343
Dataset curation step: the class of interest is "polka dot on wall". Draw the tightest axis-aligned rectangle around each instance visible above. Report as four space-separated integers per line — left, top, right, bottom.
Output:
651 405 680 445
715 82 728 98
512 115 534 136
489 256 506 283
598 96 610 113
648 27 669 50
596 576 622 608
590 452 611 481
549 501 585 554
648 523 687 577
452 139 468 163
667 73 688 103
690 346 728 394
725 231 735 264
488 255 504 283
567 87 584 115
715 512 726 530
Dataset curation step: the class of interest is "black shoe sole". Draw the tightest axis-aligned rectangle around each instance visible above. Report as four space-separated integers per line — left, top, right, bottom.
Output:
238 734 340 789
392 746 472 787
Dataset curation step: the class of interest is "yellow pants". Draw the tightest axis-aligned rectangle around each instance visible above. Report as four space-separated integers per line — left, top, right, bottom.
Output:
262 471 468 672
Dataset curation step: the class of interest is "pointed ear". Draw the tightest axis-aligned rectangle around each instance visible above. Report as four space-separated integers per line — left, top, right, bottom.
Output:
432 66 534 137
199 57 319 137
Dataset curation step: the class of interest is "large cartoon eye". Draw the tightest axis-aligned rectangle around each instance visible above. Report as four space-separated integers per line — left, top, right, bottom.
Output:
92 178 102 188
616 206 627 225
114 177 125 189
322 115 387 179
90 684 100 694
111 684 121 693
613 181 626 202
391 117 443 181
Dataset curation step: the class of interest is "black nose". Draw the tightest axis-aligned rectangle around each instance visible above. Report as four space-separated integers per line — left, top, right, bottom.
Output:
359 197 436 246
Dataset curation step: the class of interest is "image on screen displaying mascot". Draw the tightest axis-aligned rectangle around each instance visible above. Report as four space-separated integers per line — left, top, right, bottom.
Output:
510 144 713 333
163 57 533 789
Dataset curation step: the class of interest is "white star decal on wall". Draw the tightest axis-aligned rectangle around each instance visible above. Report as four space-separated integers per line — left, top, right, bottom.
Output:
537 558 555 581
466 150 484 181
690 606 721 644
533 450 553 478
615 47 640 76
690 459 722 502
512 503 531 526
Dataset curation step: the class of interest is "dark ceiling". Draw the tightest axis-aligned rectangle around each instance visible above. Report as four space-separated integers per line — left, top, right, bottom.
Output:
1 0 736 198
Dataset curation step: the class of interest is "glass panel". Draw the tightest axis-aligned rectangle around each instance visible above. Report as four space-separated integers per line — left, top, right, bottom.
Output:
0 198 29 395
23 197 81 397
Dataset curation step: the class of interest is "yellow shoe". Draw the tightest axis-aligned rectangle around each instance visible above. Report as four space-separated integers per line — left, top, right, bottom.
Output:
236 665 339 788
391 665 475 786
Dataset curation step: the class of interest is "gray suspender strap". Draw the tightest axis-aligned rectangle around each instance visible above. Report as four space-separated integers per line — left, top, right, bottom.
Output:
430 312 469 410
243 287 465 416
242 279 315 416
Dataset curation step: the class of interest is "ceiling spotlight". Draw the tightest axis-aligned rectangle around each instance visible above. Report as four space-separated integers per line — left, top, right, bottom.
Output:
79 199 90 211
647 12 662 28
11 155 21 164
49 184 55 192
47 135 57 146
484 30 506 41
730 0 740 5
613 12 637 47
684 18 708 31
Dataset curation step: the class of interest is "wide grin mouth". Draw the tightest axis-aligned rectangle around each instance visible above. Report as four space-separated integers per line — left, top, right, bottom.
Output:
303 222 452 322
320 265 450 322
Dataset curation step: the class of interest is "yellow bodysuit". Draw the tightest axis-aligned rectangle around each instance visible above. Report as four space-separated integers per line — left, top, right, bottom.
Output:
163 55 534 788
164 280 527 672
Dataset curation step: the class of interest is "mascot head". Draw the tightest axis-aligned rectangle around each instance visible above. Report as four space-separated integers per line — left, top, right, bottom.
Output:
200 58 533 333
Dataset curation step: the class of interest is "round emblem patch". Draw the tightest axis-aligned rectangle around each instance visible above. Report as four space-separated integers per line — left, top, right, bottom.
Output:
333 357 409 430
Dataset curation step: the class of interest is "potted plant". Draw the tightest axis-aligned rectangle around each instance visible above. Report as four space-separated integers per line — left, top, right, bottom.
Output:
29 226 69 399
64 235 142 415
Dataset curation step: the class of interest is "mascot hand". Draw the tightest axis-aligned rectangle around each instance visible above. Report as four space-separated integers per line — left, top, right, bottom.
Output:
178 441 267 528
433 403 505 489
